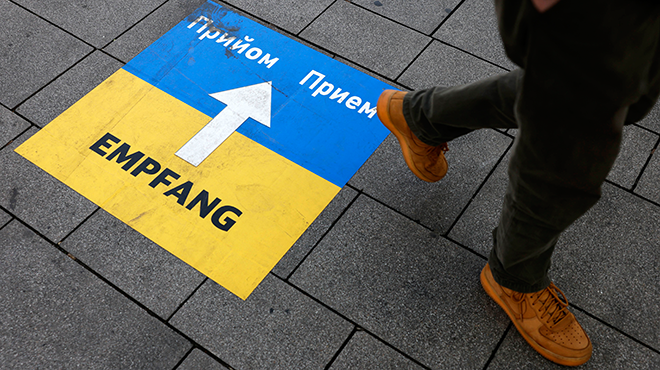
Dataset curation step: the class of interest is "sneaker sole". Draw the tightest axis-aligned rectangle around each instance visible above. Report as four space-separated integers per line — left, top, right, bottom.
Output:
376 91 439 183
480 267 592 367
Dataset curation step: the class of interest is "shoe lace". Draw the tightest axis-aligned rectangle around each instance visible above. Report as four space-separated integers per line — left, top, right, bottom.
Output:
510 283 569 327
426 142 449 156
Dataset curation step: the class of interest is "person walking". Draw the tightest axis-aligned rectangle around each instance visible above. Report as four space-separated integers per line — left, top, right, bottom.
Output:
377 0 660 366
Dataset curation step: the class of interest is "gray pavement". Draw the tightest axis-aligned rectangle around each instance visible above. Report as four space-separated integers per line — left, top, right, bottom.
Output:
1 0 659 369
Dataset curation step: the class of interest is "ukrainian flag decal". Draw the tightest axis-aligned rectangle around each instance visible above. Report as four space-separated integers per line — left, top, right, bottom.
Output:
16 1 392 299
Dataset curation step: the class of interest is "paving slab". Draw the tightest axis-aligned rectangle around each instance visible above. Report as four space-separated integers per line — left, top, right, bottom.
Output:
637 103 660 133
0 1 92 108
60 209 206 319
488 310 660 369
290 195 510 369
434 0 516 70
0 106 30 148
0 128 98 242
0 209 11 229
13 0 165 48
272 186 358 278
170 274 353 370
103 0 207 62
552 183 660 348
300 1 430 79
635 150 660 203
0 220 191 369
448 149 510 256
349 0 462 35
329 330 425 370
16 51 123 128
398 40 508 90
350 129 510 233
221 0 334 34
178 349 228 370
607 125 658 189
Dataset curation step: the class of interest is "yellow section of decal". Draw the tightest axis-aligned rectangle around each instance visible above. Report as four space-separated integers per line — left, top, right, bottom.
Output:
16 69 340 299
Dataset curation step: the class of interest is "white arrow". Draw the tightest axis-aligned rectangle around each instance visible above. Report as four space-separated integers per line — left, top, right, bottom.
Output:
176 81 273 166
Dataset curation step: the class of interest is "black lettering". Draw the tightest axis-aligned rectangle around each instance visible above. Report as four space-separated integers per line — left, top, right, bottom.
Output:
149 168 180 188
185 190 221 218
89 132 120 156
211 206 242 231
130 157 161 177
107 143 146 171
164 181 193 205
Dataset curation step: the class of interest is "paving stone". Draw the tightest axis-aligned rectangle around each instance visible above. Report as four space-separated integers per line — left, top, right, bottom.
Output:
398 40 507 90
0 209 11 229
636 149 660 204
16 51 123 128
61 209 206 319
14 0 165 48
607 125 658 189
103 0 207 62
272 187 358 278
434 0 517 70
488 310 660 369
300 1 430 79
0 106 30 148
552 183 660 348
290 195 510 369
0 128 98 242
0 220 191 369
222 0 334 34
334 56 405 90
178 349 228 370
329 331 425 370
0 1 92 108
350 0 462 35
637 103 660 133
170 274 353 370
448 149 510 256
350 129 511 233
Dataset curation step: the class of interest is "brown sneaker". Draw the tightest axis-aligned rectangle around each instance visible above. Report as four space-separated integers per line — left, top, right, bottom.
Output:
480 264 592 366
376 90 448 182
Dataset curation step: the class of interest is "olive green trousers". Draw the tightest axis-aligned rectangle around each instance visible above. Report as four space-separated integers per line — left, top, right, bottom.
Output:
403 0 660 292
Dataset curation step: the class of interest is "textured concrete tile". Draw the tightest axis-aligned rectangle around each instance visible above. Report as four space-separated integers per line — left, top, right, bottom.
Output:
334 57 404 90
637 103 660 133
552 184 660 347
300 1 430 79
178 349 228 370
0 106 30 147
398 40 507 90
61 210 206 319
448 150 511 256
350 129 511 233
222 0 334 34
607 125 658 189
14 0 165 48
170 275 353 370
0 221 191 369
290 196 510 369
434 0 517 70
0 209 11 229
489 310 660 369
104 0 207 62
329 331 425 370
353 0 462 35
272 187 358 278
16 51 123 128
0 129 97 242
0 1 92 108
636 149 660 203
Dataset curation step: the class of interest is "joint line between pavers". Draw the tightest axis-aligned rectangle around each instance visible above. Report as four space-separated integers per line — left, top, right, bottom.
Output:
482 322 513 370
631 135 660 192
167 277 208 322
323 325 358 370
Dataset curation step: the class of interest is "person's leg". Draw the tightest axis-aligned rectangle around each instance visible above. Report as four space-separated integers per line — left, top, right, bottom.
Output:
403 69 522 145
489 0 660 292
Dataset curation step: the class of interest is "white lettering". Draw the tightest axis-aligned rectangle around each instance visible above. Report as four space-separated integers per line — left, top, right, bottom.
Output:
258 53 279 68
216 33 236 47
312 82 334 97
358 101 378 118
345 96 362 110
245 47 263 60
299 70 326 89
329 88 350 103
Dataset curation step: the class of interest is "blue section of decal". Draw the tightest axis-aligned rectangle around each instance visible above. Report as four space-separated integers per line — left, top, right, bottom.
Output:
124 1 392 187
